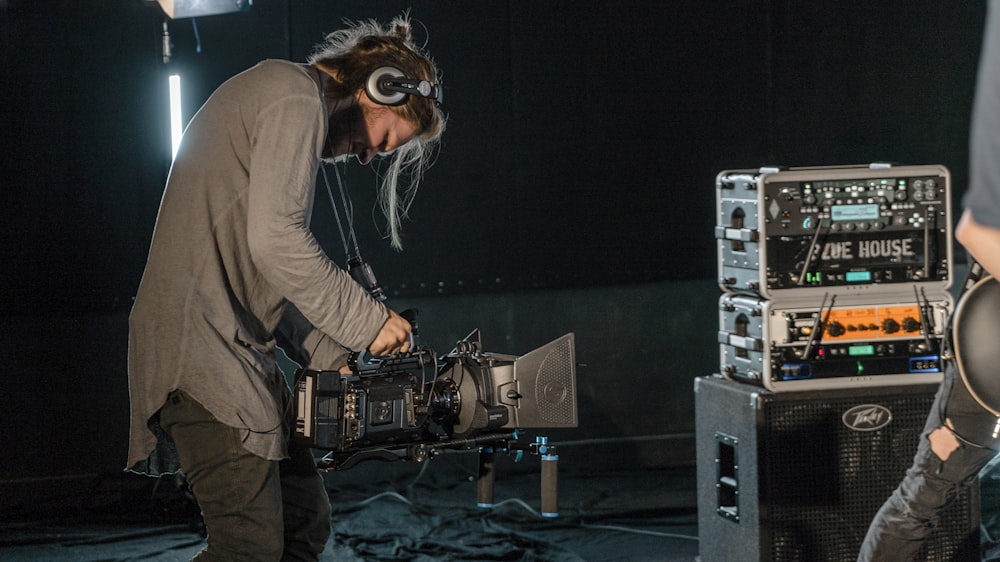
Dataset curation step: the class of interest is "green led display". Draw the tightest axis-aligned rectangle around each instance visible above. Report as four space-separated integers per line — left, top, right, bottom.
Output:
849 345 876 356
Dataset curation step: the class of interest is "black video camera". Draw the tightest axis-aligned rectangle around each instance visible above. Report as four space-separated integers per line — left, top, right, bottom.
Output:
292 329 577 470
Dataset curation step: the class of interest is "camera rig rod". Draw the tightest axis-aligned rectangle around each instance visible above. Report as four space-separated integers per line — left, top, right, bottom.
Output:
316 431 518 471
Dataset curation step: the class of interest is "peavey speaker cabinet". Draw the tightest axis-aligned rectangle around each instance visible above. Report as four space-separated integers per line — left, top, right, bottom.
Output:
695 375 979 562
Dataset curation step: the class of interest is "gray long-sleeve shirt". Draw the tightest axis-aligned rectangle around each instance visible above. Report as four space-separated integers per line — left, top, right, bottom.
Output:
127 59 388 474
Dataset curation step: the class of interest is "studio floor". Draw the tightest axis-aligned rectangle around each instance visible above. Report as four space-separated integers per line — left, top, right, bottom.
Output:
0 452 699 562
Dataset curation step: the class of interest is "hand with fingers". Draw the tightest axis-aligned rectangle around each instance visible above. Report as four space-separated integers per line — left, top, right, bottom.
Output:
367 308 412 356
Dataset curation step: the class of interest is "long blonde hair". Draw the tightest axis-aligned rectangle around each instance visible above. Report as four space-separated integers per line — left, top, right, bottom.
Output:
309 15 446 250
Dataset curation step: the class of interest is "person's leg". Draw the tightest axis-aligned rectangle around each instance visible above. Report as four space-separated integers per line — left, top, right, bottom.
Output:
859 428 994 560
278 438 332 561
160 390 285 562
980 455 1000 560
858 369 999 561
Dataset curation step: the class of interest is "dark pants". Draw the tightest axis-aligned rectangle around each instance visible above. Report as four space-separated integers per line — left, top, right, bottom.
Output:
159 390 332 562
858 364 1000 561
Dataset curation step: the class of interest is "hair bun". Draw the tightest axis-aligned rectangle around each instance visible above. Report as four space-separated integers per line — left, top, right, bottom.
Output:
391 17 413 43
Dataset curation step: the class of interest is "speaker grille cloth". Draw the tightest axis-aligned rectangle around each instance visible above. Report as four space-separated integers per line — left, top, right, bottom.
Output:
761 392 975 561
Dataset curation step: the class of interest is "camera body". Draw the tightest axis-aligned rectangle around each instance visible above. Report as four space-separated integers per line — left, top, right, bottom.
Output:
293 331 577 469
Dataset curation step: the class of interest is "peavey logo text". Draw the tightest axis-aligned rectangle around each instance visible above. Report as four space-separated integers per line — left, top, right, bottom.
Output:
842 404 893 432
820 238 916 262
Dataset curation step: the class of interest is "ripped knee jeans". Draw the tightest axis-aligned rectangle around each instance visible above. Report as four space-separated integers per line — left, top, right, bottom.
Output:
858 365 1000 561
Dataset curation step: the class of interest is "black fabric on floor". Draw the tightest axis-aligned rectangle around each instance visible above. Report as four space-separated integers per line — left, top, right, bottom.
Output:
0 452 698 562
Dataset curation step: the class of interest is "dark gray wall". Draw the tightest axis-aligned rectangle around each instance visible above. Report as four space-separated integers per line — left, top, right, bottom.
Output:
0 1 986 481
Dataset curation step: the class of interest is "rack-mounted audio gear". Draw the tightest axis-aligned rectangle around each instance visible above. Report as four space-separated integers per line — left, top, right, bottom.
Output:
716 163 952 300
718 290 951 391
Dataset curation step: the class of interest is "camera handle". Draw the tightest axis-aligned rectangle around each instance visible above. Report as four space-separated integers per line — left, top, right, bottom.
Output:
346 308 420 372
400 308 419 348
476 435 560 518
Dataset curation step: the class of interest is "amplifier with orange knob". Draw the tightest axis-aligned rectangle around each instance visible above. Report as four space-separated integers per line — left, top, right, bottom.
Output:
718 291 952 391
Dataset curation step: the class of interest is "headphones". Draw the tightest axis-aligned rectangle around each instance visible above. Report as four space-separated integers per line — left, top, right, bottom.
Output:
365 66 441 106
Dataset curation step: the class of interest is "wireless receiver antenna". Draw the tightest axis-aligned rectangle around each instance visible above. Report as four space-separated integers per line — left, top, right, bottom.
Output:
797 217 827 286
923 206 932 280
913 285 935 353
800 292 835 360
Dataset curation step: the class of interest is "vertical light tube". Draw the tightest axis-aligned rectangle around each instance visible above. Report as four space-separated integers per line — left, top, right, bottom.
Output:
168 74 182 160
